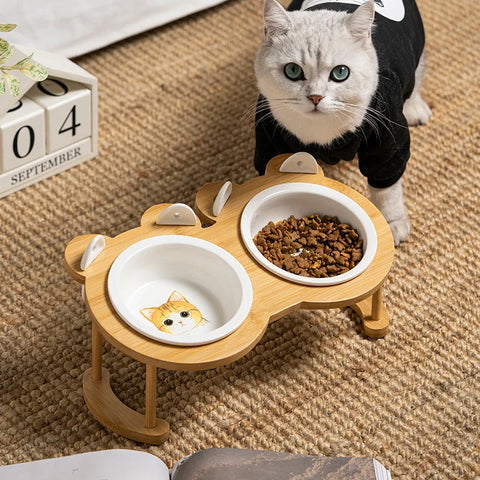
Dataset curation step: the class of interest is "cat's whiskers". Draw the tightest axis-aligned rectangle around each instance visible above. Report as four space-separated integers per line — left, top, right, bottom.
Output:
366 105 408 129
341 103 382 140
340 101 395 141
253 100 302 129
248 94 400 145
240 97 302 127
342 100 408 141
254 108 292 129
239 97 270 126
254 110 278 129
331 106 370 144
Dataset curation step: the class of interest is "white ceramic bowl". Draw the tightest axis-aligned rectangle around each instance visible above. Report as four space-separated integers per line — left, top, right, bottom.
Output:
240 183 377 286
107 235 253 346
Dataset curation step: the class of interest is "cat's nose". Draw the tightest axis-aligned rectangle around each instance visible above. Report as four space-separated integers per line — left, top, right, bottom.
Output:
308 94 324 105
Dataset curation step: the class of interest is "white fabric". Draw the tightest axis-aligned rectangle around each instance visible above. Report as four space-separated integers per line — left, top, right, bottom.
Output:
300 0 405 22
1 0 228 58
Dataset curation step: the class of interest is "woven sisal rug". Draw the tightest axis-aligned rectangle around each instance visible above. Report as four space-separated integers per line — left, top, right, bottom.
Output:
0 1 479 478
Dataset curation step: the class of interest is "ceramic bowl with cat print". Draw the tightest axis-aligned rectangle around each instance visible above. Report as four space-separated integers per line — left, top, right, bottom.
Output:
107 235 253 346
240 182 377 286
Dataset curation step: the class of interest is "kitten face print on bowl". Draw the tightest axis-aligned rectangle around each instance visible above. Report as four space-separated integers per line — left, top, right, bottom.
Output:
140 290 208 335
107 235 254 346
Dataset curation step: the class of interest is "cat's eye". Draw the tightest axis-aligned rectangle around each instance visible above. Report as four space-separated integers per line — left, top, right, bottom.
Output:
330 65 350 82
163 319 173 326
284 63 305 81
180 311 190 318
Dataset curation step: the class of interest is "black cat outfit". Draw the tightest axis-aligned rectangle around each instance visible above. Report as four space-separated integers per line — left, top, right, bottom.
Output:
254 0 425 188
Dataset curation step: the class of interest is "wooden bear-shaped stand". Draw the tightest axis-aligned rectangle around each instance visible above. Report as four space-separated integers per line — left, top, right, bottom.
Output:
64 154 394 444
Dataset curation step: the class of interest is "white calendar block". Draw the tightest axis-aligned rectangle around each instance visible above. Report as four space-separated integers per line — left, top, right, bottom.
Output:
0 97 46 173
27 77 91 154
0 45 98 198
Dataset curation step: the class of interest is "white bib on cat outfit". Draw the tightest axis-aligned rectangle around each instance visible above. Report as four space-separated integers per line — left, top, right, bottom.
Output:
300 0 405 21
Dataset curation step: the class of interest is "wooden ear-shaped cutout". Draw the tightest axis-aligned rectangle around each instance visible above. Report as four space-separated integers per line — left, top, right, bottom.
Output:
156 203 197 226
279 152 318 174
212 181 232 217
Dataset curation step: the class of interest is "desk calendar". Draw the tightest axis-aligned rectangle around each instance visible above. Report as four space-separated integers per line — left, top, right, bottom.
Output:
0 45 97 198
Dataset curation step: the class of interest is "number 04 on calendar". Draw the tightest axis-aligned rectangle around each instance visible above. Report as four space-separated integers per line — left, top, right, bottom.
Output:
0 45 97 198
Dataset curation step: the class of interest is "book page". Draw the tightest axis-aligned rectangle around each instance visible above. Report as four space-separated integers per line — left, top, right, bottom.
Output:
171 448 386 479
0 449 169 480
374 459 392 480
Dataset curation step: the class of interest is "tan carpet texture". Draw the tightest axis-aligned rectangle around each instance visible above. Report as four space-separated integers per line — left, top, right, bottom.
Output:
1 0 479 478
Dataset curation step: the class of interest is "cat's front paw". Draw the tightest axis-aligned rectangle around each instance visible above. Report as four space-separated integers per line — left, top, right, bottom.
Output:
388 216 411 246
403 96 432 126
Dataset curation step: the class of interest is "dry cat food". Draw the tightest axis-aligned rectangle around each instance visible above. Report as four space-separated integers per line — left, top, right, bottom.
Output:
253 214 363 278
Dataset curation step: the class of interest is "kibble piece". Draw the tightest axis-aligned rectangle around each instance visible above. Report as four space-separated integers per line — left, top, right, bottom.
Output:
253 213 364 278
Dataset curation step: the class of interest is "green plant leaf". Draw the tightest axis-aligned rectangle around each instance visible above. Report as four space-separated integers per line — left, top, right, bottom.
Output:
0 38 9 54
0 75 5 95
4 72 20 97
12 53 33 68
0 24 16 32
20 61 48 81
0 45 15 65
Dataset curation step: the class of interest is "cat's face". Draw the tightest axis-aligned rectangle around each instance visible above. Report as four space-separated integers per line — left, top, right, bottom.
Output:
255 0 379 145
140 291 205 335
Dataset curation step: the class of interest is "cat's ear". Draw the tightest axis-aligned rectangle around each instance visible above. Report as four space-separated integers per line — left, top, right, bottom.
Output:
263 0 291 38
168 290 188 302
140 308 158 321
347 0 375 42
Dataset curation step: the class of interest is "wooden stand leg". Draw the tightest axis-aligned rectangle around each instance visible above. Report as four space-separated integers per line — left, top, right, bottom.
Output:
350 285 389 338
372 286 383 321
145 364 157 428
91 321 103 381
82 323 170 444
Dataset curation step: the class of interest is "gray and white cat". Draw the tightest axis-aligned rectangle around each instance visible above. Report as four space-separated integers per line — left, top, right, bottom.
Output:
254 0 432 245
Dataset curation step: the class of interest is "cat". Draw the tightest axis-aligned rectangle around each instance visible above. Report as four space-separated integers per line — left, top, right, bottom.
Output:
254 0 432 245
140 291 207 335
